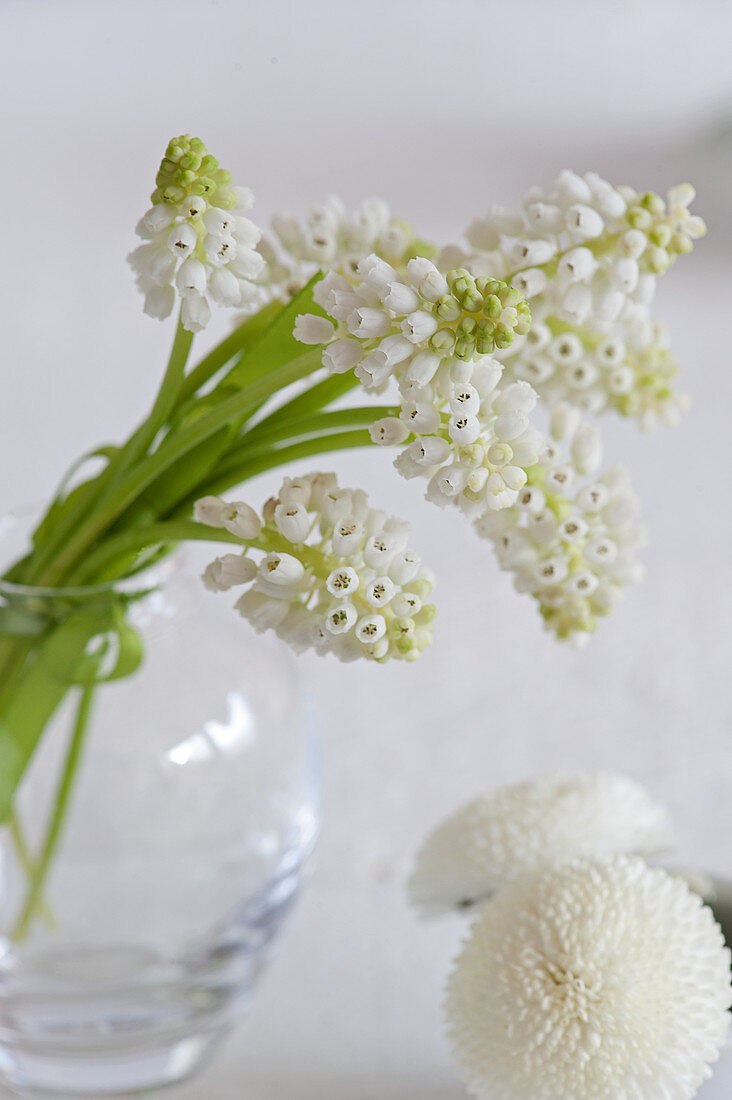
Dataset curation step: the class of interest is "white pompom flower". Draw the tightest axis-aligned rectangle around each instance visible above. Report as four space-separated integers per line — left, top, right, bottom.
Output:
128 134 264 332
445 857 731 1100
409 773 673 917
195 472 437 662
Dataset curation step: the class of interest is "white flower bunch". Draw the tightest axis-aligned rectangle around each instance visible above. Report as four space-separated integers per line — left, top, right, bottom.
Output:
445 171 704 429
475 403 645 644
128 134 265 332
408 772 673 916
195 472 436 662
410 774 730 1099
120 144 704 648
446 857 731 1100
295 258 545 516
257 195 428 303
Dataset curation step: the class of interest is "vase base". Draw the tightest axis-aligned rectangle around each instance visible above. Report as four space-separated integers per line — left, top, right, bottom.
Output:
0 1025 228 1097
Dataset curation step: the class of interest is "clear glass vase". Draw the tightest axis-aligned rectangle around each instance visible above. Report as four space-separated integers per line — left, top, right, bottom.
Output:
0 510 321 1097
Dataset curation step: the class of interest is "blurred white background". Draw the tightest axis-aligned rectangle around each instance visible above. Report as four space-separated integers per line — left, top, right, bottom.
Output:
2 1 732 1095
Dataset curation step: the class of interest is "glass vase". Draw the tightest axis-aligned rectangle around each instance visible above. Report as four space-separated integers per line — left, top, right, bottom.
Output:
0 510 321 1097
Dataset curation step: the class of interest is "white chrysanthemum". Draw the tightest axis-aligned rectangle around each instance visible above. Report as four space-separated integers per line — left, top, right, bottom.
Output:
128 134 264 332
475 404 645 643
445 857 731 1100
448 171 703 428
196 473 437 662
409 773 673 916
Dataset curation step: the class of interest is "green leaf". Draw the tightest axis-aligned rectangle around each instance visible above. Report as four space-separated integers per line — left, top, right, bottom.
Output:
0 604 50 638
114 418 238 533
224 275 326 390
31 449 117 553
69 605 144 684
0 603 144 821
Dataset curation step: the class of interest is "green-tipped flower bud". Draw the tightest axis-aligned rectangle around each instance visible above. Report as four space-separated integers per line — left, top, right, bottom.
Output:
483 294 501 319
649 224 672 249
646 246 670 274
627 206 653 231
151 134 236 209
493 324 514 349
671 231 693 254
430 328 457 353
435 295 462 322
641 191 666 215
433 271 531 355
476 334 495 355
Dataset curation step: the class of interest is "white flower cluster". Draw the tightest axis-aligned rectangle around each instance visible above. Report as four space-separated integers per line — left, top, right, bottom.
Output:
475 403 645 644
446 858 731 1100
295 257 544 515
447 172 704 428
408 772 673 916
409 773 730 1099
256 195 429 303
195 473 436 662
129 135 264 332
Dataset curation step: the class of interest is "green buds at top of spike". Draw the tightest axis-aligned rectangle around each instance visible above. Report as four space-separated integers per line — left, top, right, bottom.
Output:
625 185 707 270
151 134 237 210
429 271 531 360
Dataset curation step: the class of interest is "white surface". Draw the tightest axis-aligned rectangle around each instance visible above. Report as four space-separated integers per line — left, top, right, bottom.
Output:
3 1 732 1096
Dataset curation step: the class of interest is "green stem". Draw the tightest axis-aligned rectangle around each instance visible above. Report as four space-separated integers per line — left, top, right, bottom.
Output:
73 521 244 585
238 405 396 451
8 811 55 930
176 301 281 405
12 678 96 942
29 350 322 588
0 637 35 714
192 428 374 500
108 311 194 479
20 314 193 588
81 423 379 580
246 372 360 437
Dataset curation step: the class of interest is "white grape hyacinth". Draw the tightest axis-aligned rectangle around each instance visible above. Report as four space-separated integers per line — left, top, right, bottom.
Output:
446 171 703 428
475 402 645 644
295 258 545 517
195 472 436 662
408 772 674 917
256 195 429 303
128 134 265 332
445 857 731 1100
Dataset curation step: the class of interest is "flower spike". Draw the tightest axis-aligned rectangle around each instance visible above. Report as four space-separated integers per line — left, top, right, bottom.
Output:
255 195 433 304
195 473 436 662
451 171 704 428
129 134 264 331
476 404 645 644
295 257 542 519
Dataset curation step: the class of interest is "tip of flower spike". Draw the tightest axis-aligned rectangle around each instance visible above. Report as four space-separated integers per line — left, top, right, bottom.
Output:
151 134 236 210
431 271 531 359
624 184 706 269
197 474 438 664
132 138 263 332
